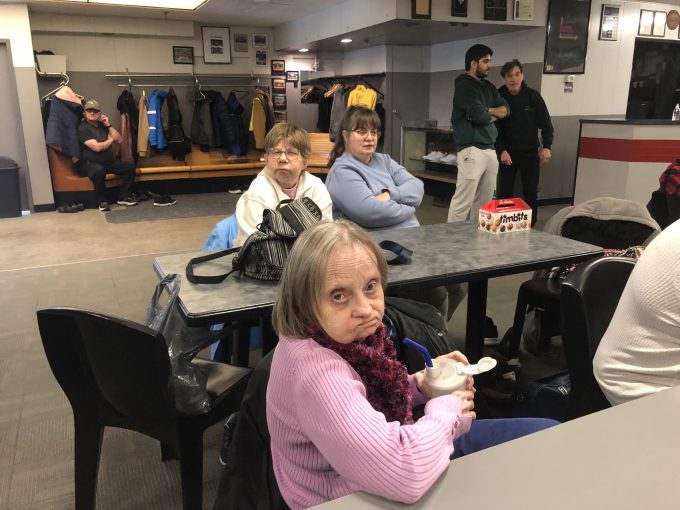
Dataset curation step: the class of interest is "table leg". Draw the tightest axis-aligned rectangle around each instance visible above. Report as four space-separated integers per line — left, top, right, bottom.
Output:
465 280 488 363
261 315 277 355
233 321 251 367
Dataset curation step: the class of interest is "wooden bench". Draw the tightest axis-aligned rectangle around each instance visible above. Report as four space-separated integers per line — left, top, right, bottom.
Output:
47 133 334 207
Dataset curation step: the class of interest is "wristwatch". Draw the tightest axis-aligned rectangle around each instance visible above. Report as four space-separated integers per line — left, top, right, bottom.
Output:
105 125 112 129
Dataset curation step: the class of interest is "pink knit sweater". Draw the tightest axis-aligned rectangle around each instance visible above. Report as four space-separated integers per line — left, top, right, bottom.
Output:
266 336 471 509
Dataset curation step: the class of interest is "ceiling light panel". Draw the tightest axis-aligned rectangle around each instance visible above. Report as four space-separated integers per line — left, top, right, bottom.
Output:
58 0 206 10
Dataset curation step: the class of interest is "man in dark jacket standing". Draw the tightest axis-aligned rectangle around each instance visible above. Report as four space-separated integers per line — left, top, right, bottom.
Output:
495 59 554 226
448 44 509 223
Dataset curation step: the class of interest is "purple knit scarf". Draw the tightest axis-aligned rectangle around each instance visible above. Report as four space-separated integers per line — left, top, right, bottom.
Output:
309 324 414 425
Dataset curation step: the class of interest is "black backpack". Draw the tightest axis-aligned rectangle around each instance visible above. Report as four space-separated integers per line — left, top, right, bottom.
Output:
186 197 322 284
383 297 454 374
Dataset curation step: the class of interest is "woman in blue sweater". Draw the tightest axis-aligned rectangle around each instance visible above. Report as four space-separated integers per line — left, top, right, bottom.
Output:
326 106 463 319
326 106 423 230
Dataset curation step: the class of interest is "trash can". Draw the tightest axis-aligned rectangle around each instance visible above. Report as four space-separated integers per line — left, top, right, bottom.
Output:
0 157 21 218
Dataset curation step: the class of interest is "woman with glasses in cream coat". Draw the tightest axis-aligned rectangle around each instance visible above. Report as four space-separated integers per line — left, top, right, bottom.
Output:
234 123 333 247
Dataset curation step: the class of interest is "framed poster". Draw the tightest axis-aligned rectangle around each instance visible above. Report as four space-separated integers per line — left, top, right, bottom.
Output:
255 50 267 66
173 46 194 65
273 93 287 111
599 4 620 41
233 33 248 53
253 34 268 48
285 70 299 82
484 0 507 21
652 11 667 37
638 10 654 36
271 59 285 75
514 0 534 21
543 0 591 74
272 78 286 92
411 0 432 19
202 27 231 64
451 0 467 17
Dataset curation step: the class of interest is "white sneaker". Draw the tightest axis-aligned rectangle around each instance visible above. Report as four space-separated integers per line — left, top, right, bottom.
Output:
439 153 458 165
423 151 444 161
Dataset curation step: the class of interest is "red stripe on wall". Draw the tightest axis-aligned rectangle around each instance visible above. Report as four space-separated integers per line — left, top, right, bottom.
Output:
579 137 680 163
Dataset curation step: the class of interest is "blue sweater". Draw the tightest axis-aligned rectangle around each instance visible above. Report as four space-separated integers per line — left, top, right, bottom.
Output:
326 153 424 230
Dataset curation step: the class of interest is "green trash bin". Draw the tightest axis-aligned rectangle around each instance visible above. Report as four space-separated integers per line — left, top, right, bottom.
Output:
0 157 21 218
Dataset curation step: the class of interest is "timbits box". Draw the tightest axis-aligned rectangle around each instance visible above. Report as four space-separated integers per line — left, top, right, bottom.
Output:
478 198 532 234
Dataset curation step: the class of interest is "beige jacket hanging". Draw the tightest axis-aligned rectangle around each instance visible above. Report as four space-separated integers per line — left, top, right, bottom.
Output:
137 93 150 157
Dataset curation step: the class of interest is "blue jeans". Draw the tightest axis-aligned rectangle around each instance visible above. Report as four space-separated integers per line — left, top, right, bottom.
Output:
451 418 557 459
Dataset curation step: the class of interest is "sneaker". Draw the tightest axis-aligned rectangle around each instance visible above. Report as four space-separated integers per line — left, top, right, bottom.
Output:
423 151 444 162
98 201 111 212
153 195 177 207
129 191 149 202
116 196 139 206
440 153 458 165
219 412 239 467
483 316 500 346
227 187 242 194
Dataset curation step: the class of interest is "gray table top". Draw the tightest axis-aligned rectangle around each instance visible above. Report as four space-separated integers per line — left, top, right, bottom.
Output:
154 222 601 325
312 385 680 509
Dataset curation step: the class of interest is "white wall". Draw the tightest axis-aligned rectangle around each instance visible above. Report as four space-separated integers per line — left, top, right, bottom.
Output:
0 4 52 209
32 14 283 75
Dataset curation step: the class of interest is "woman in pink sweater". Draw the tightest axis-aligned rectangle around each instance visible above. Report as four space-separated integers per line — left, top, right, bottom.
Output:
267 221 555 509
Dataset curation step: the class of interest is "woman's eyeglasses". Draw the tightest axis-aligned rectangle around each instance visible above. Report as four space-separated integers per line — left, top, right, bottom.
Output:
353 129 380 139
85 109 100 114
267 148 301 160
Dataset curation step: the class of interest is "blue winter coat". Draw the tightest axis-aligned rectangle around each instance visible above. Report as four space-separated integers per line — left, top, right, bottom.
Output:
148 89 167 150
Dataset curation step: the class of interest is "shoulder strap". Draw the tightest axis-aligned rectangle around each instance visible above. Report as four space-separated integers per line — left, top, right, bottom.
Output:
185 247 239 284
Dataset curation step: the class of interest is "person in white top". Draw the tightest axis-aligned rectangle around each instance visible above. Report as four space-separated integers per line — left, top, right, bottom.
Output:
234 123 333 247
593 218 680 405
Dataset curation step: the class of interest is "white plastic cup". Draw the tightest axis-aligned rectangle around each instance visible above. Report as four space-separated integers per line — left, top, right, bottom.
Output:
425 358 468 397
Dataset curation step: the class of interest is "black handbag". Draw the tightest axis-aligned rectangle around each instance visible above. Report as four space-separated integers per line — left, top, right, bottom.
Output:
186 197 322 284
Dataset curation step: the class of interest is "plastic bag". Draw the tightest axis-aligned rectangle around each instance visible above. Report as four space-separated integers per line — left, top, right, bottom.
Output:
145 274 219 415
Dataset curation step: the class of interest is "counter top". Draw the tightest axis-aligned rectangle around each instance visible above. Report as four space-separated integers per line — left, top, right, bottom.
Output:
580 118 680 125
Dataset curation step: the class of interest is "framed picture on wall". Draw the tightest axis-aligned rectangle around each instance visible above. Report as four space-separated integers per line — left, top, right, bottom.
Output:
273 94 287 111
543 0 591 74
513 0 534 21
272 78 286 92
202 27 231 64
652 11 667 37
484 0 507 21
638 10 654 36
253 34 268 48
173 46 194 65
255 50 267 66
271 59 285 75
285 70 299 82
201 27 231 64
451 0 467 17
599 4 620 41
233 33 249 53
411 0 432 19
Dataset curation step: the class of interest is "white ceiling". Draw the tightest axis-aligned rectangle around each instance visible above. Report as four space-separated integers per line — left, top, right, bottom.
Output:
25 0 340 27
25 0 680 52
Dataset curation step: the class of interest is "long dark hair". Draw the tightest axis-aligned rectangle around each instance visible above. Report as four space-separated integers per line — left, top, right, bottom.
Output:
328 105 381 168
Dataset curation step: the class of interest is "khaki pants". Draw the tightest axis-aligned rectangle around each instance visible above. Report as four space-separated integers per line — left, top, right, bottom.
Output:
447 146 498 222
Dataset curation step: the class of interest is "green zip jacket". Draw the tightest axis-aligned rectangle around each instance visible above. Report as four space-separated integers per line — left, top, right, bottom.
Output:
451 73 509 151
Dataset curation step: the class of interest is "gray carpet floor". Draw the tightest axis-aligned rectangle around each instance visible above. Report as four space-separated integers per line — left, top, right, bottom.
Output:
105 193 240 224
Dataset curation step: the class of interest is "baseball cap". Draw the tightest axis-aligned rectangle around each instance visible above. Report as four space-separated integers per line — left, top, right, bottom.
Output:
84 100 101 111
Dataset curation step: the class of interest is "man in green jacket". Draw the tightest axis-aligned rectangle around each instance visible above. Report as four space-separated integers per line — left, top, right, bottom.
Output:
448 44 509 222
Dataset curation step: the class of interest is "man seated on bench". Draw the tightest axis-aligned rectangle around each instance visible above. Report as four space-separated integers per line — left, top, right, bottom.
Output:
76 99 138 211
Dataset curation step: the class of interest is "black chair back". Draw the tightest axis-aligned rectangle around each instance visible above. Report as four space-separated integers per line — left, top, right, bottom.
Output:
560 257 636 418
37 308 177 438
